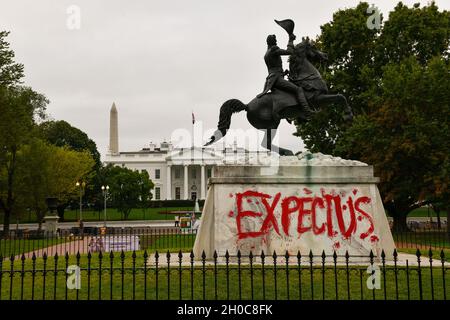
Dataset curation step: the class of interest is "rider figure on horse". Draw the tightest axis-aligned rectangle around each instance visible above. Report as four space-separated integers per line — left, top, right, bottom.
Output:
257 33 315 120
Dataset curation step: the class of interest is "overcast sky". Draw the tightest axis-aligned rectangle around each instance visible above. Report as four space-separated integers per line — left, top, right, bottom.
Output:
1 0 449 159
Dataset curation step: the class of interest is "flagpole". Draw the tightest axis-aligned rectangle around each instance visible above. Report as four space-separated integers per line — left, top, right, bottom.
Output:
191 110 194 149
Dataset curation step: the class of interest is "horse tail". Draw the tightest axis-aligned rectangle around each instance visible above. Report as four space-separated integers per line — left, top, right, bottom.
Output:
204 99 247 146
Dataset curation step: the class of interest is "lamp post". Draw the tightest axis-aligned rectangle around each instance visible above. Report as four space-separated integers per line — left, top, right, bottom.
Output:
101 185 109 228
76 181 86 237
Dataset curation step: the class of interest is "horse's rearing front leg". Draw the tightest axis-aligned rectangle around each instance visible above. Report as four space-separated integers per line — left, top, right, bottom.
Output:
315 94 353 121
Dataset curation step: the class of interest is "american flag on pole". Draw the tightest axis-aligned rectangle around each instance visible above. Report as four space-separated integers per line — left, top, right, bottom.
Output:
192 112 195 124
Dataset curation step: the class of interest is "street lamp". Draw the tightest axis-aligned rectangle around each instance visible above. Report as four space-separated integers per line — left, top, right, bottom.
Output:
76 181 86 236
101 185 110 227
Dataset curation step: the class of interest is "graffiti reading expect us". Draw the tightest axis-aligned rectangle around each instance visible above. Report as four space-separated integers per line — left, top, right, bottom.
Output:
229 188 379 248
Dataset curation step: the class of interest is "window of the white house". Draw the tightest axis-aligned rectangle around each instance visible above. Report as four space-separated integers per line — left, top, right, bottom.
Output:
155 187 160 200
175 187 181 200
155 169 160 179
175 167 181 179
191 168 196 179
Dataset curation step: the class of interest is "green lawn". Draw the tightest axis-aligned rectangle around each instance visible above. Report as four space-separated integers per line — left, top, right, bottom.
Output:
393 231 450 250
0 251 448 300
140 233 196 253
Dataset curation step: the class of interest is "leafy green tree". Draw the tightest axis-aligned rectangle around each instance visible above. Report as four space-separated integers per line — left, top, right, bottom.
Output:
0 31 24 87
138 170 154 215
15 138 95 229
335 56 450 230
0 86 48 235
295 2 450 230
39 120 101 169
102 165 153 220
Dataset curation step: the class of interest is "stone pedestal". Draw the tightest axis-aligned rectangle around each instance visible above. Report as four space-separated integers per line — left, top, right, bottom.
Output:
44 215 60 235
193 152 396 260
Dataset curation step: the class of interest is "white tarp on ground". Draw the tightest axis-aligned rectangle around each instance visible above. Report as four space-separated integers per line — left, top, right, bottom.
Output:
94 235 140 252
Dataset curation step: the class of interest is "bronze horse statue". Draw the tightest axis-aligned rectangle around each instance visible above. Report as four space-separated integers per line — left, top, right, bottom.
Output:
205 38 354 156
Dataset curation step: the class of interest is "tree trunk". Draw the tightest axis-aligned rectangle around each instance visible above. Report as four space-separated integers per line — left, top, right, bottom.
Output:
2 208 11 238
435 207 441 230
392 213 409 232
57 205 65 222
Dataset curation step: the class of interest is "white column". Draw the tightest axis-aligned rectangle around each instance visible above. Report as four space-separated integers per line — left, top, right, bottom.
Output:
166 164 172 200
200 165 206 199
184 164 189 200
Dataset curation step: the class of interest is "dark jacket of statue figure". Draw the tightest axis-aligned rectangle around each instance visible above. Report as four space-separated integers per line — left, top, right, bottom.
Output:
259 40 294 96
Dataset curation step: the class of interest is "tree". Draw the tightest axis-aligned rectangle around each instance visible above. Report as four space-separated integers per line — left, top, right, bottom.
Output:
335 56 450 231
0 31 48 235
15 138 95 230
102 165 153 220
295 2 450 230
0 31 24 87
0 87 48 235
39 120 101 169
138 170 154 215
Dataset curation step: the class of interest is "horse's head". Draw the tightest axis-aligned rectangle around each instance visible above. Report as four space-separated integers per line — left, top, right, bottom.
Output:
289 37 328 76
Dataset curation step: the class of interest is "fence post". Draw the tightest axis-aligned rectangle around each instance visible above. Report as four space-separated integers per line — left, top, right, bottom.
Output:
109 251 114 300
53 253 58 300
261 250 266 301
213 250 218 300
132 250 137 300
393 249 398 300
309 250 314 300
9 254 14 300
144 250 148 300
202 250 206 300
249 251 254 300
87 251 91 300
155 251 159 300
20 253 25 300
321 250 325 300
190 251 194 300
76 251 80 301
167 251 171 300
440 250 446 300
178 250 182 300
297 251 302 301
381 249 386 300
120 250 125 300
429 248 434 301
285 251 289 301
370 250 375 300
237 250 242 300
416 249 423 300
98 251 103 301
345 251 350 300
333 251 338 300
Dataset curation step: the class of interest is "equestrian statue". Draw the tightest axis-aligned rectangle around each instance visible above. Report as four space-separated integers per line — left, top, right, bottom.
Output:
205 19 354 155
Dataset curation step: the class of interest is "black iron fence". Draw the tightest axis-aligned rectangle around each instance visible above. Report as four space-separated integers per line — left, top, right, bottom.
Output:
0 248 448 300
1 227 197 259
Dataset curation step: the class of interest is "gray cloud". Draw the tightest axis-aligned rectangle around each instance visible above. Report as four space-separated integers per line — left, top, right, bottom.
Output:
1 0 447 157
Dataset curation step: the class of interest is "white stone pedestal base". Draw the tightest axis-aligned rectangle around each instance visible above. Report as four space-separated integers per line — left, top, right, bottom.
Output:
193 152 396 260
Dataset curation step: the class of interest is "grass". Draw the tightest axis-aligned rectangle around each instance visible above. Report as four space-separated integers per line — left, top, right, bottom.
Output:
140 234 196 253
5 207 197 224
398 248 450 263
393 231 450 250
0 251 448 300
